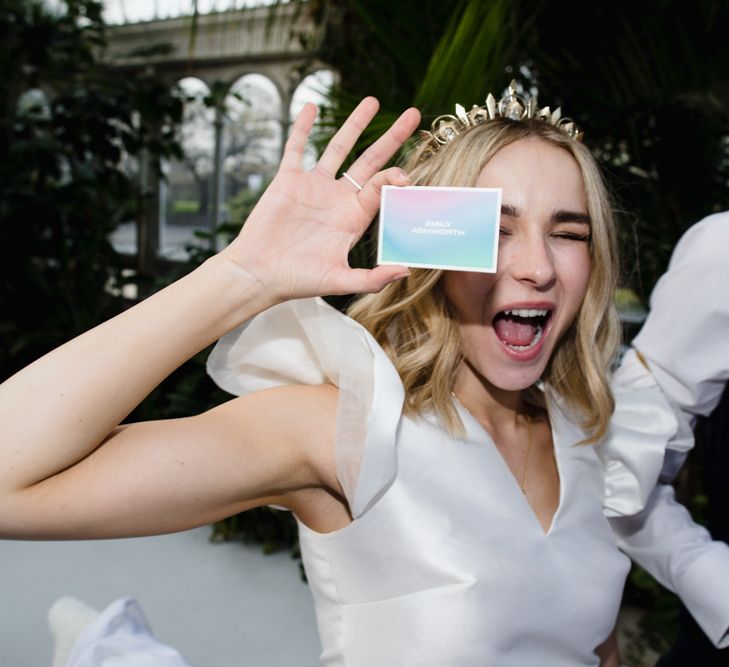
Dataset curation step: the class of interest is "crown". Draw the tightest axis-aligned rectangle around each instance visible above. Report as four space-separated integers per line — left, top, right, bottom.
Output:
418 80 583 162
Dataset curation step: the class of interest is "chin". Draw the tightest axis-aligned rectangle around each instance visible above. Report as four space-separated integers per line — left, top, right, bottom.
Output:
469 348 549 393
488 367 545 392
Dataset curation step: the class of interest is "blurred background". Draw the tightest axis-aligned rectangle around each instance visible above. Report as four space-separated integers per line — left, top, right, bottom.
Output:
2 1 729 665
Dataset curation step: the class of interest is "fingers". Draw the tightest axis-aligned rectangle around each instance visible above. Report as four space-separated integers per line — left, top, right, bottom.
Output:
279 103 318 172
316 97 381 177
356 166 410 216
331 265 410 296
345 107 421 184
281 101 421 179
332 164 413 295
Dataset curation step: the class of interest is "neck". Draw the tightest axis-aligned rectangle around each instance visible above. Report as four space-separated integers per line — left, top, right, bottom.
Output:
453 359 529 433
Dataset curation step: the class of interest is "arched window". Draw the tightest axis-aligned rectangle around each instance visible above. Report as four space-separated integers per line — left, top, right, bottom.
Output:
224 73 282 226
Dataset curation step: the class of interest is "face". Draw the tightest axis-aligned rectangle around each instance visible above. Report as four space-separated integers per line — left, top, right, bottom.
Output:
443 138 591 393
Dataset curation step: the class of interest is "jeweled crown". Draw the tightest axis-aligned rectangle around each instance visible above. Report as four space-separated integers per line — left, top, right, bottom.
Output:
418 80 583 162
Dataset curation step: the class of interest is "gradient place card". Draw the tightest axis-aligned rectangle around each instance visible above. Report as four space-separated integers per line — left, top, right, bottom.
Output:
377 185 502 272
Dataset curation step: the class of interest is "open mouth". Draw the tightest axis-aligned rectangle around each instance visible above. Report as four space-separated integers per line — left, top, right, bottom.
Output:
493 308 552 352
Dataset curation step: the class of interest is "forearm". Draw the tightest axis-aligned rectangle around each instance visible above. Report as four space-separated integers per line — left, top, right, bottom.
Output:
611 485 729 648
0 253 270 493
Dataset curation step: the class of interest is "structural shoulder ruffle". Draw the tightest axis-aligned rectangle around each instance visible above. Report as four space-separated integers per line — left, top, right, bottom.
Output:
206 297 405 518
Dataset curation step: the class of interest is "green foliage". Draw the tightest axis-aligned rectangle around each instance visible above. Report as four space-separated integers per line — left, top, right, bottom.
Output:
0 0 183 379
615 288 645 313
310 0 529 156
521 0 729 294
210 506 300 557
172 200 201 214
413 0 517 114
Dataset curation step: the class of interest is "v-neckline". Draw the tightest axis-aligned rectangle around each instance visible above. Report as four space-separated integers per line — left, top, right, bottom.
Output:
453 399 564 537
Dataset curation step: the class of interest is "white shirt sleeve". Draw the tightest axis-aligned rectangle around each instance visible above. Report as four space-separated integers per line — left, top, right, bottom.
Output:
609 212 729 647
610 485 729 648
633 212 729 422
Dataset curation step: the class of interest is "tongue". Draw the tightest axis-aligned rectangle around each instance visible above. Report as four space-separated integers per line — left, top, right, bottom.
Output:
494 316 538 346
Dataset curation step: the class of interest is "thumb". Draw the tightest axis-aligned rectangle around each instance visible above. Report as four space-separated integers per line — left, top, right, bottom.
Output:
330 265 410 295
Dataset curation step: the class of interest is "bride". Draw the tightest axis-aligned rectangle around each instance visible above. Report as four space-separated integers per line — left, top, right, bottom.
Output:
0 86 684 666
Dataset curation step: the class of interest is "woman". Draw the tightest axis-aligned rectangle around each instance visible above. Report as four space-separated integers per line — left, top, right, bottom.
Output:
0 87 652 665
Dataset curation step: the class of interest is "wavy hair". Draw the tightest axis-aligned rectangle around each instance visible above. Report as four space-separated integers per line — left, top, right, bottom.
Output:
348 118 620 444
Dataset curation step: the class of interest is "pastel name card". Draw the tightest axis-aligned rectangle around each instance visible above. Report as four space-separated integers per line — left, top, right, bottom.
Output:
377 185 501 272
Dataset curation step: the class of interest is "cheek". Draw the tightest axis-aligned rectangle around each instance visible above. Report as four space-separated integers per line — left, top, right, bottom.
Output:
455 321 493 371
558 245 591 313
443 273 497 322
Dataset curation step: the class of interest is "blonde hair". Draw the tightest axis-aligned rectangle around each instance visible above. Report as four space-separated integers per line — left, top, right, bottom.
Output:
348 118 620 444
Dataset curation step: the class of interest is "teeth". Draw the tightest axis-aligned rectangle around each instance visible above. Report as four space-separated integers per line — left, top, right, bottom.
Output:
504 308 548 318
507 325 544 351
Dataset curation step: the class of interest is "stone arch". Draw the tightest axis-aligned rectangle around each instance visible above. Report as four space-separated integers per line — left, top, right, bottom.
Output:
289 69 337 169
223 73 283 220
290 68 336 117
220 67 289 111
161 76 215 260
105 4 331 266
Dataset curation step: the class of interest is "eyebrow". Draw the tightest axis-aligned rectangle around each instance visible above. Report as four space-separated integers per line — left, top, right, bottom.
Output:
500 204 591 226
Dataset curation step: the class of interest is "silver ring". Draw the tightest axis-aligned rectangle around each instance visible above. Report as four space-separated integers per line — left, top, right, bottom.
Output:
341 171 363 191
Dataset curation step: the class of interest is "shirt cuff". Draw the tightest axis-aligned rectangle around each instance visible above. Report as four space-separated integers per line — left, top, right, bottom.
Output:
676 542 729 648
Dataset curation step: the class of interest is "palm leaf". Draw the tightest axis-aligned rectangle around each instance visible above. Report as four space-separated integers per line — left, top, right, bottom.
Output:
318 0 533 159
414 0 518 116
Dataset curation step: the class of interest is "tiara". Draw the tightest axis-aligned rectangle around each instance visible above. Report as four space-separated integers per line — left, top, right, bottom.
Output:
418 80 583 161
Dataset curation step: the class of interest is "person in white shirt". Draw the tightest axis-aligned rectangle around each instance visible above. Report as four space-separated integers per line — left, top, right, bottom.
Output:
607 212 729 663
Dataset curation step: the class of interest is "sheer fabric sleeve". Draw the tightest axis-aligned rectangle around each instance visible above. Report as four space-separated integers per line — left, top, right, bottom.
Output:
206 297 404 518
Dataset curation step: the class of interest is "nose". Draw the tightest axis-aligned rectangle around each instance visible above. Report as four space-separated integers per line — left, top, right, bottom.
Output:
505 232 556 289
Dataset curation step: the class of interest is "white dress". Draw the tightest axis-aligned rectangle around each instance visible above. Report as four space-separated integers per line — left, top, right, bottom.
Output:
206 297 678 667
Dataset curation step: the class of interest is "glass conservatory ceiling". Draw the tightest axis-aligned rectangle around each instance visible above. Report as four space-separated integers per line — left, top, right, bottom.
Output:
102 0 279 25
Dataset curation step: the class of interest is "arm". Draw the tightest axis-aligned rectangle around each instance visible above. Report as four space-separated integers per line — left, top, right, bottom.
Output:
0 98 421 539
610 484 729 648
606 215 729 645
633 213 729 422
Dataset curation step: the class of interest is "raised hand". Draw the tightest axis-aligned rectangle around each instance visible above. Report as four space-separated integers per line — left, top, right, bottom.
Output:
0 98 420 542
221 97 421 302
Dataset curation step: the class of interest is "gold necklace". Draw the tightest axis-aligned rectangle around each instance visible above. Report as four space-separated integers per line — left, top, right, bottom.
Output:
452 391 533 494
452 391 470 413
